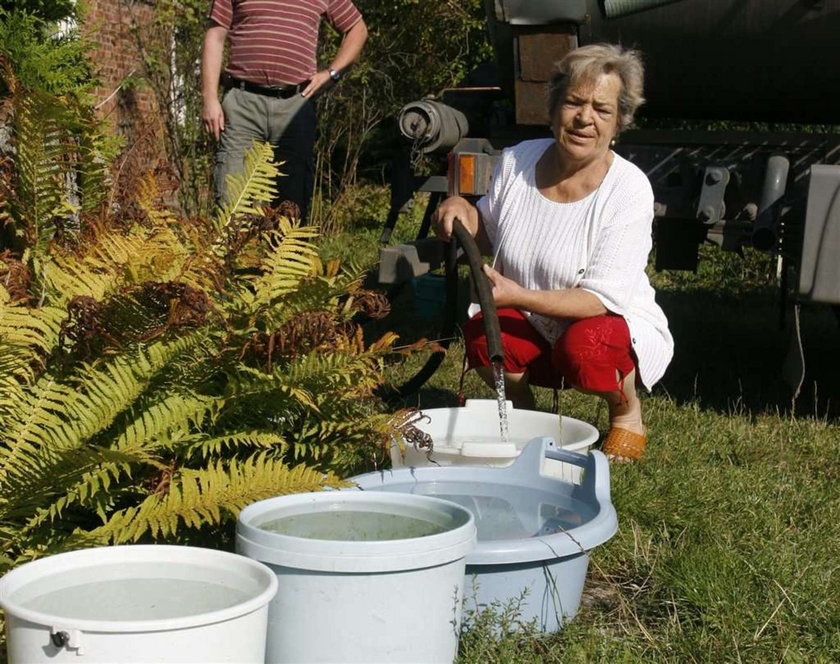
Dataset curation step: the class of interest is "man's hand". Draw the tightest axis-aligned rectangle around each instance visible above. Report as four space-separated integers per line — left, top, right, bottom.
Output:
301 70 334 98
484 264 525 308
305 19 367 98
432 196 479 242
202 97 225 140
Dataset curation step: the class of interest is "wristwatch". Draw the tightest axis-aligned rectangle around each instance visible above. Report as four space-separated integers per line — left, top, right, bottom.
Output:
328 68 341 82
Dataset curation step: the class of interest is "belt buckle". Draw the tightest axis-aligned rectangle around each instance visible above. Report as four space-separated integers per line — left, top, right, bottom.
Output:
265 84 290 98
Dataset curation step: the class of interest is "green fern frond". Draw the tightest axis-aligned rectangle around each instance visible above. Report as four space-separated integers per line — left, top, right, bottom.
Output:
9 92 70 252
81 455 346 544
184 430 288 459
288 413 393 460
281 341 387 399
221 364 320 415
18 441 163 534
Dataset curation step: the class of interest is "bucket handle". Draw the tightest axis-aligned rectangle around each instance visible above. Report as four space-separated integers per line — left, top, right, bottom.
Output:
513 437 611 504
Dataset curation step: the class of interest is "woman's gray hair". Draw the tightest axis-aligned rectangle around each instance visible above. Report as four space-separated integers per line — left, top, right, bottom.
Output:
547 43 645 131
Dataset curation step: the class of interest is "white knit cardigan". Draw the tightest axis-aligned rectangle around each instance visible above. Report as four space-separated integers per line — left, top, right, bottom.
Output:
475 138 674 390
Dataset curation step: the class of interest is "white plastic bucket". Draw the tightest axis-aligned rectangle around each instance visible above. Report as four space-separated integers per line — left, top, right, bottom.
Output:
0 545 278 663
392 399 599 482
237 491 477 663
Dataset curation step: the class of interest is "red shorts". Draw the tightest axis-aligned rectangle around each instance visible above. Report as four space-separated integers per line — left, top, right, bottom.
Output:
463 308 638 392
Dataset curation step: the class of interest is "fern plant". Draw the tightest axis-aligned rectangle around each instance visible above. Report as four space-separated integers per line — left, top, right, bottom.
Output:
0 61 414 571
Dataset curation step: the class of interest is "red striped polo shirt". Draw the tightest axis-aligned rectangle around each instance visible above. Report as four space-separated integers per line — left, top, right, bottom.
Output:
209 0 362 86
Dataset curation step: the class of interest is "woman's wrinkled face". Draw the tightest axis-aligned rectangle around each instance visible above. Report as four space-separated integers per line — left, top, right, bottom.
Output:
551 72 621 166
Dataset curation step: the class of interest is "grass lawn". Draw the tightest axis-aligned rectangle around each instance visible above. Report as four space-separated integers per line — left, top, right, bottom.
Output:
323 206 840 663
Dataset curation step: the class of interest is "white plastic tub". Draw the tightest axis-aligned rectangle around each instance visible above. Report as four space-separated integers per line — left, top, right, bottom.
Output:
354 437 617 632
237 491 476 663
392 399 599 482
0 545 278 663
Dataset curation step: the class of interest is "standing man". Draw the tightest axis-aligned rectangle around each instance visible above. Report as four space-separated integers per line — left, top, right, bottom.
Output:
201 0 367 220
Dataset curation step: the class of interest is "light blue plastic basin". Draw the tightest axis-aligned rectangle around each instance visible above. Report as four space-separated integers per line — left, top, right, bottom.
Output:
350 437 618 632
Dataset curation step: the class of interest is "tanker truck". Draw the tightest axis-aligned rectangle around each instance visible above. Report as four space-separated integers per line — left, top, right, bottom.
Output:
379 0 840 392
380 0 840 305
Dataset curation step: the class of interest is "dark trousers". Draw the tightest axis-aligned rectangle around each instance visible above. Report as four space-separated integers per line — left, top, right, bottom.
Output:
213 87 316 221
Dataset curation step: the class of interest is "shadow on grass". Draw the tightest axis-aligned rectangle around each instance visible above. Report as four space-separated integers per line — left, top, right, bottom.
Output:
365 264 840 422
656 287 840 420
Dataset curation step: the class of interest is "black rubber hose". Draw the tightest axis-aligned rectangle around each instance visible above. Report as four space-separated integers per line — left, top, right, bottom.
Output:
389 220 504 399
451 219 504 363
389 238 458 398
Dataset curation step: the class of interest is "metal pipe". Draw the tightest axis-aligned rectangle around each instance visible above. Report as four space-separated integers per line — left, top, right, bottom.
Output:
752 155 789 251
602 0 686 19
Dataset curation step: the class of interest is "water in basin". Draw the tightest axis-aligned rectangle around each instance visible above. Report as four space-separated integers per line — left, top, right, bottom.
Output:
373 481 594 542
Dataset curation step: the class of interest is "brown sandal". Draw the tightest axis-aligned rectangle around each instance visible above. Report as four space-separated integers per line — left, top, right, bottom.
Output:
602 427 647 461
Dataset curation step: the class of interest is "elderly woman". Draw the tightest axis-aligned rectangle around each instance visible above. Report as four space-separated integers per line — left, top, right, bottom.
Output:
432 43 673 461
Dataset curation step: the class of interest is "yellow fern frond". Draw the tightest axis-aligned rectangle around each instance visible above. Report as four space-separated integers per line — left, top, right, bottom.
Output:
1 336 200 484
81 455 346 544
0 300 63 428
43 223 196 304
136 173 181 229
111 392 218 452
210 141 279 244
246 221 321 310
0 445 151 524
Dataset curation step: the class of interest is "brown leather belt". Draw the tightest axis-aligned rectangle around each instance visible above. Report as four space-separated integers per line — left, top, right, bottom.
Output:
221 73 309 99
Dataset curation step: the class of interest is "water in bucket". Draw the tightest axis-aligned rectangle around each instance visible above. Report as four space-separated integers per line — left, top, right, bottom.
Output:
21 575 251 621
0 545 277 664
257 510 452 540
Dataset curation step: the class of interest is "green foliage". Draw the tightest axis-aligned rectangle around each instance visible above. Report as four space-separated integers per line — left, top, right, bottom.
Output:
650 244 778 297
0 0 75 23
354 0 491 101
0 60 113 261
0 8 93 96
132 0 215 217
313 0 492 233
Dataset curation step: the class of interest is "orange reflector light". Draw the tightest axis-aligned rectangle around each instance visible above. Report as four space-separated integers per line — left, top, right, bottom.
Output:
458 155 476 195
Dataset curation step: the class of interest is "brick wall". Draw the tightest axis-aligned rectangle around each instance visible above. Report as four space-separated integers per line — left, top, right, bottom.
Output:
82 0 172 192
